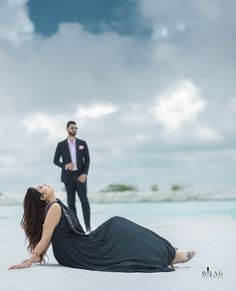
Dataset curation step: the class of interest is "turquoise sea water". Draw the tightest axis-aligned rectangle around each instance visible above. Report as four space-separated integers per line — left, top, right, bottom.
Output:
1 200 235 226
89 200 236 225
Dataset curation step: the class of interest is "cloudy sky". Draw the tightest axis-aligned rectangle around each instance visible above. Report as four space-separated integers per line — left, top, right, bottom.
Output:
0 0 235 195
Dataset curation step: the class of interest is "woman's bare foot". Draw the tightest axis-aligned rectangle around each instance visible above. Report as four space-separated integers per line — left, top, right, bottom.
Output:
171 250 196 265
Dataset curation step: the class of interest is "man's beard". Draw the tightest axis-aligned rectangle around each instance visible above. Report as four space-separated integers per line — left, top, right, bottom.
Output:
69 131 76 136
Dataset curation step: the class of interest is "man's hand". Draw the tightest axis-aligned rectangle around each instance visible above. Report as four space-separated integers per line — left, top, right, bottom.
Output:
66 163 75 171
78 174 87 183
9 259 33 270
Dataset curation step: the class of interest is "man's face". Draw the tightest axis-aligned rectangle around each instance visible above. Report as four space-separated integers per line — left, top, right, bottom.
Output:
67 124 77 136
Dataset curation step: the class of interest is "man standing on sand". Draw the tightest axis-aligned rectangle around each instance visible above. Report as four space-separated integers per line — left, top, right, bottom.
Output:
53 121 91 233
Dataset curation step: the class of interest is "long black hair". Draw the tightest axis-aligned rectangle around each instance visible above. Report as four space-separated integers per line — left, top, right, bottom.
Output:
21 187 49 263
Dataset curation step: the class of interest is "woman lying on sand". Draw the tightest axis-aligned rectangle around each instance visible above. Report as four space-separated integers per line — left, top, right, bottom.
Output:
9 184 196 272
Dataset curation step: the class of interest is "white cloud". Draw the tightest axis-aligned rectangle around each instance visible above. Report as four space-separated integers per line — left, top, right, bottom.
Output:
21 113 66 141
151 26 169 41
229 98 236 112
193 125 222 142
0 0 235 193
0 0 34 45
152 80 206 130
137 0 226 23
76 104 118 119
151 80 223 143
176 22 186 32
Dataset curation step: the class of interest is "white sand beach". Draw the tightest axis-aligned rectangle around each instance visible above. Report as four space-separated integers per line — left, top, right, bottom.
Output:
1 201 236 291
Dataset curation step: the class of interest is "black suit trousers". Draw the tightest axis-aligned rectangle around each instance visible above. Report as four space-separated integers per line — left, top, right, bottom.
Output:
64 171 91 230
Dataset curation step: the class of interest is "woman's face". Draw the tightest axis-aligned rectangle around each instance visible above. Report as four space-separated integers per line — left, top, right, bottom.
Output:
36 184 53 199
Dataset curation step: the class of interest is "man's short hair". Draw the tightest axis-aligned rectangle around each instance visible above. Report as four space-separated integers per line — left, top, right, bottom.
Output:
66 121 76 128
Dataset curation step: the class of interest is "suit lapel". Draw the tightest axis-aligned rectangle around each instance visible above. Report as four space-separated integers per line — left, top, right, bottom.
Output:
76 138 80 164
64 139 72 162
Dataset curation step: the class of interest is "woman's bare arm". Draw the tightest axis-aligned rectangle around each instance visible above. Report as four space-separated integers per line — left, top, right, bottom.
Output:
9 203 61 270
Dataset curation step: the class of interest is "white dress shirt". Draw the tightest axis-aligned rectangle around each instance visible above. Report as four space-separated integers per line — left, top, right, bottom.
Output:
67 138 78 171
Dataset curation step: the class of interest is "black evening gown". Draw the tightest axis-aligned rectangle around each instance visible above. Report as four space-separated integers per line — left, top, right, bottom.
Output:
49 199 176 272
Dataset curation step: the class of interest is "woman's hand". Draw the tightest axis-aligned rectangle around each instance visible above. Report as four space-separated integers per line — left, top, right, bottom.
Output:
8 259 33 270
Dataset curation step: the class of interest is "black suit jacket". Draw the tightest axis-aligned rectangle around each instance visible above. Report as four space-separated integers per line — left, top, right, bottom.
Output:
53 138 90 183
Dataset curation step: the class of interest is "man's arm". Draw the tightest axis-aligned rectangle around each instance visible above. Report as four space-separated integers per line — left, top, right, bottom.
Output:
83 141 90 175
53 143 64 168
